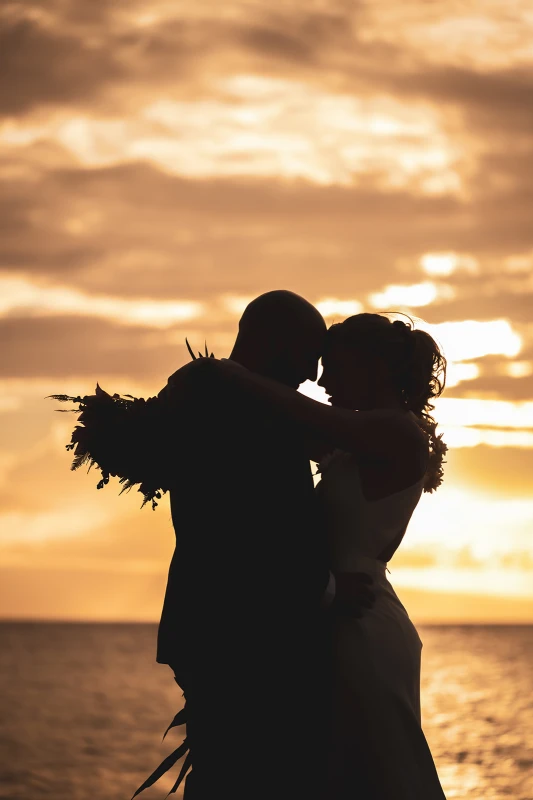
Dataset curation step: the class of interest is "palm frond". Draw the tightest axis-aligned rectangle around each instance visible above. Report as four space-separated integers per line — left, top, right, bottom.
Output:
162 707 187 742
167 750 193 796
71 452 92 471
185 338 196 360
46 394 84 403
185 338 213 360
130 739 190 799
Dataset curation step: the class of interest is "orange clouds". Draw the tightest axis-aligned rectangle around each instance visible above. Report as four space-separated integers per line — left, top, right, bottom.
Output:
1 0 533 619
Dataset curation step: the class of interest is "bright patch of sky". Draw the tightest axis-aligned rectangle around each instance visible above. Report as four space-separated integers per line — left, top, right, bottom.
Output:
0 75 461 191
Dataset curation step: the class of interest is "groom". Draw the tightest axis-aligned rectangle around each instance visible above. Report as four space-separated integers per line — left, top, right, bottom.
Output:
156 291 373 799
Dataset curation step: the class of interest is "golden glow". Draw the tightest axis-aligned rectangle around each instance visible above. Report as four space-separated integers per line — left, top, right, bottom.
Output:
426 320 522 361
0 275 202 328
406 486 533 556
393 567 533 598
359 2 533 70
443 427 533 449
1 76 459 190
221 294 255 315
0 506 113 545
420 252 479 277
505 361 533 378
0 396 20 413
2 0 533 623
316 298 364 319
369 282 447 308
437 398 533 429
445 362 480 388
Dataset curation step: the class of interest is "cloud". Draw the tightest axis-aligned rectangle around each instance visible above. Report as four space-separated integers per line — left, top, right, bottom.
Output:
0 139 530 317
0 274 203 327
448 375 533 402
0 153 464 294
427 320 522 361
388 65 533 137
0 13 123 115
437 397 533 430
1 0 533 625
0 315 198 379
0 7 354 120
3 0 532 167
369 281 453 309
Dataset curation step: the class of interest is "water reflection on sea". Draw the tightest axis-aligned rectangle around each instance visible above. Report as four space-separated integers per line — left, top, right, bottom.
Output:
0 623 532 799
421 626 533 799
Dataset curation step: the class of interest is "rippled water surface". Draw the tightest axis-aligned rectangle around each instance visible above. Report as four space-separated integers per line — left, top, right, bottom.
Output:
0 623 532 799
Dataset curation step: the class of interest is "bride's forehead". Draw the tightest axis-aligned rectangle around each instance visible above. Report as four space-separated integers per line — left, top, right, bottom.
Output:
323 341 368 367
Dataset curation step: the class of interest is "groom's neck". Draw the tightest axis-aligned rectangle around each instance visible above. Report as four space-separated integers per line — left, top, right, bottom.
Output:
228 348 261 374
228 340 272 379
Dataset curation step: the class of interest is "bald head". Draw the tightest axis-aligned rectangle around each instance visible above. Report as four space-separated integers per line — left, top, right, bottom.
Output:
239 290 325 337
230 290 326 388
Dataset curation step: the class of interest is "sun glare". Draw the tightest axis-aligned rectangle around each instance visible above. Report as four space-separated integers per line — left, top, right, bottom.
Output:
420 252 479 277
316 298 364 319
504 361 533 378
369 282 445 308
445 362 480 388
426 320 522 362
436 397 533 429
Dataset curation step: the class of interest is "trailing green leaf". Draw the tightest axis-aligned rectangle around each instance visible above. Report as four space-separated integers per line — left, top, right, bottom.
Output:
162 707 187 742
130 739 190 799
166 750 193 797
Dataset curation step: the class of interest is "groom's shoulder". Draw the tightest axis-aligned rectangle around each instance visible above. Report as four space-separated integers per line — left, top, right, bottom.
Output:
172 360 287 442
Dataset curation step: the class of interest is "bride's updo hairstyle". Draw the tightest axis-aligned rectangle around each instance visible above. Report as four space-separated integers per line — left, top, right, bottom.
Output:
325 313 448 492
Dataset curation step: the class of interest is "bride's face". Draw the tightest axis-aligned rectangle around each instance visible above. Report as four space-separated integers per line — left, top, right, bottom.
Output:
319 341 377 410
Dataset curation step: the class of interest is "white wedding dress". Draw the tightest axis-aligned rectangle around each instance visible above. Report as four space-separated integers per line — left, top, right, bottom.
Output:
316 450 446 799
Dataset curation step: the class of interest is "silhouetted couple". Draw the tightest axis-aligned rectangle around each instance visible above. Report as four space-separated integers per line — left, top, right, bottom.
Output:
155 291 447 799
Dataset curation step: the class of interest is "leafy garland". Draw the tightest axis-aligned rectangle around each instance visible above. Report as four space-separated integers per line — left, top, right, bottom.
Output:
50 340 214 510
49 385 167 509
414 415 448 493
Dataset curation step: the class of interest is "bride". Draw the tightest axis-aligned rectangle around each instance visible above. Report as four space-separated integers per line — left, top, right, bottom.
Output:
193 312 448 799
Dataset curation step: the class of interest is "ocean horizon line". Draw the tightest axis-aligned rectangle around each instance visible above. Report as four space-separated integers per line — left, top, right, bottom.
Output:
1 617 532 627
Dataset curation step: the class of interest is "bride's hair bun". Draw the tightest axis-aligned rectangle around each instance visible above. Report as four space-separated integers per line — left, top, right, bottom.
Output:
325 313 447 491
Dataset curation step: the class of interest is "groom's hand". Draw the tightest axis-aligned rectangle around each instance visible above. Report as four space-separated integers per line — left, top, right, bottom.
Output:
332 572 375 618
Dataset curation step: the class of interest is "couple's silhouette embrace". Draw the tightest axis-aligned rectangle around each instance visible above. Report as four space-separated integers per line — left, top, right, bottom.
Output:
154 291 447 799
57 290 448 799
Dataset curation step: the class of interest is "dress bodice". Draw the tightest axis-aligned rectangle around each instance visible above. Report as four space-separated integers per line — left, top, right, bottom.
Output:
316 451 424 573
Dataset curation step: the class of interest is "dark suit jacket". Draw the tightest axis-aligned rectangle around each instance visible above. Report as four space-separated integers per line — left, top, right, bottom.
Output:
156 367 330 798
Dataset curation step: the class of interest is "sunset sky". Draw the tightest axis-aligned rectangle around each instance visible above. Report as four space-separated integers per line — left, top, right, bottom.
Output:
1 0 533 623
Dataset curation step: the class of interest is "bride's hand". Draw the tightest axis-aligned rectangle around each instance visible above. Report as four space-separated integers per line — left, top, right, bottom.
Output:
158 359 210 405
158 357 231 406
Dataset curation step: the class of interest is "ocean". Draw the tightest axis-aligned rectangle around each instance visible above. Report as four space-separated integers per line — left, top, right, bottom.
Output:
0 623 532 800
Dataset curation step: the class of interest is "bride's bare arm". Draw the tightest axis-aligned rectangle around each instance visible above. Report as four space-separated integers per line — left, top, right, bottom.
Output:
169 359 423 462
